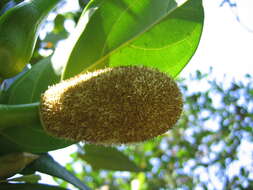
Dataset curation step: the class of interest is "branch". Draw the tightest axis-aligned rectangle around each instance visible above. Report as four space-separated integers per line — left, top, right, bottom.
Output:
220 0 237 7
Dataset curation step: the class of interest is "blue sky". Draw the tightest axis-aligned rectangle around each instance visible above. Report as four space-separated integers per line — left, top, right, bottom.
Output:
182 0 253 80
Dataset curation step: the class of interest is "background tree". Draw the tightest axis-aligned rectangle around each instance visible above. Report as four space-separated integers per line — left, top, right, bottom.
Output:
53 70 253 190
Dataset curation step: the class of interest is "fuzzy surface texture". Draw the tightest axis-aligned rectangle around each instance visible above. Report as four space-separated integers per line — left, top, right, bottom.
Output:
40 66 183 145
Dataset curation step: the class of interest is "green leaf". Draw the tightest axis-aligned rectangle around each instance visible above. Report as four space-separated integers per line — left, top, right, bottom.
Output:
0 125 72 153
62 0 204 79
0 183 68 190
6 57 60 104
0 57 73 154
26 154 91 190
80 144 143 172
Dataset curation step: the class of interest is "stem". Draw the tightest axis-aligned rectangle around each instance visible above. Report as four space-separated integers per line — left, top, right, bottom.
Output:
0 102 40 130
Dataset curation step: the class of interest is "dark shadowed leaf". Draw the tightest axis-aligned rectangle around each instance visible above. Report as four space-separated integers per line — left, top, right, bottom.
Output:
25 154 90 190
0 153 38 179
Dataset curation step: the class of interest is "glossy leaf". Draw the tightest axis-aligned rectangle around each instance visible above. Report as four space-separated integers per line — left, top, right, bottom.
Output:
0 125 72 154
62 0 204 79
0 183 68 190
0 58 73 154
0 0 61 79
80 144 142 172
6 57 60 104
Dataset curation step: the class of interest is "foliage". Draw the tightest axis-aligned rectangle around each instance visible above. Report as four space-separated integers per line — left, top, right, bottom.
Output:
2 0 251 190
61 0 204 79
0 0 61 79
